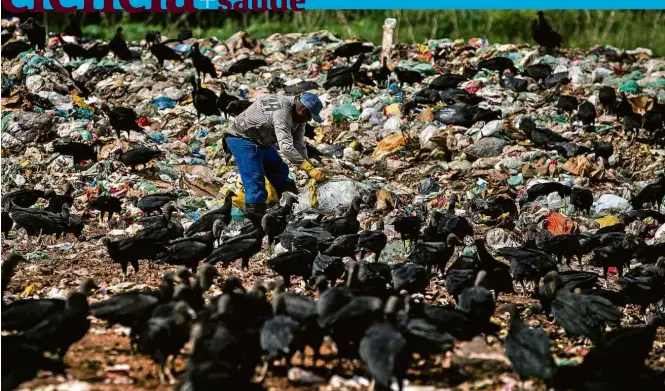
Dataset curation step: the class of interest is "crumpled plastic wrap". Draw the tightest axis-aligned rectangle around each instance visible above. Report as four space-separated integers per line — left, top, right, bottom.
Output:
2 111 56 153
295 177 373 213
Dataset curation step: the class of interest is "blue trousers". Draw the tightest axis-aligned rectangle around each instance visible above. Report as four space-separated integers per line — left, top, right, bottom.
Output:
226 136 295 204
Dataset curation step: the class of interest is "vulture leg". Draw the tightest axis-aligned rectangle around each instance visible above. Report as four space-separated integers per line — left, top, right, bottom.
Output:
155 351 167 384
519 280 528 296
164 355 176 384
131 260 140 282
120 262 128 283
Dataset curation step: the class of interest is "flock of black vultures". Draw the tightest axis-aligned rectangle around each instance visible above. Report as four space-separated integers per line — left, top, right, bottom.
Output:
3 178 665 391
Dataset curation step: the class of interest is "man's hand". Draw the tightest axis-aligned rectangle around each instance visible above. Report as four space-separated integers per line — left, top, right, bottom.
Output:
301 161 327 183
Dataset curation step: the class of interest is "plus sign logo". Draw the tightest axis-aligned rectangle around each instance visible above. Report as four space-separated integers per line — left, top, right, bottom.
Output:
199 0 217 8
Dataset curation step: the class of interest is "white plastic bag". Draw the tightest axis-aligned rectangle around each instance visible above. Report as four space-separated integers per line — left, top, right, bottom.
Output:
380 117 401 138
595 194 631 213
480 120 503 137
419 124 439 150
295 177 370 214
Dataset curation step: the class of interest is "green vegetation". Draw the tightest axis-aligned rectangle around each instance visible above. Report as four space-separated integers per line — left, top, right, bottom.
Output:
68 11 664 55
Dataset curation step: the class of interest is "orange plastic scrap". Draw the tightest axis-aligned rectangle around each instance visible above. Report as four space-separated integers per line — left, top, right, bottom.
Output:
414 52 433 63
372 134 406 159
544 211 575 235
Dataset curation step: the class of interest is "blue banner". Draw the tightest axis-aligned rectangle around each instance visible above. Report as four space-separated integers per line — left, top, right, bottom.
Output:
7 0 665 10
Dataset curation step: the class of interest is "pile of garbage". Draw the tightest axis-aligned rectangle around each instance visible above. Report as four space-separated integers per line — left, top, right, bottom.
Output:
3 20 664 246
2 14 665 391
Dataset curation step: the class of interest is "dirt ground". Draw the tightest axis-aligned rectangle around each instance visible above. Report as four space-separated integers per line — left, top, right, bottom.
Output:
3 227 664 391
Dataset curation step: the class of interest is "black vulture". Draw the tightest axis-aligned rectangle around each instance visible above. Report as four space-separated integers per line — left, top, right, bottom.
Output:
372 57 391 87
149 40 183 68
523 63 551 82
19 17 46 50
206 226 264 269
261 192 299 249
52 141 97 172
224 100 253 118
430 73 467 90
619 258 665 316
598 86 617 113
477 57 518 74
57 34 94 60
189 42 218 82
496 246 558 295
577 100 597 130
320 196 363 237
2 188 45 208
114 147 165 171
359 296 409 391
191 78 221 120
102 104 145 139
267 235 318 287
331 41 373 61
109 26 136 61
504 304 556 383
357 220 388 262
630 176 665 210
89 195 122 223
393 67 424 86
545 271 621 341
102 237 165 282
154 232 215 273
1 335 67 391
569 187 593 215
44 183 75 214
227 57 267 75
133 192 180 215
138 301 197 384
8 203 67 246
217 84 240 119
185 190 236 237
1 41 32 59
531 11 563 50
89 272 176 347
19 279 97 359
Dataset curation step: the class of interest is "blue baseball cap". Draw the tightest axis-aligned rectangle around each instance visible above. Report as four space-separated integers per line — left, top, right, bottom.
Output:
299 92 323 123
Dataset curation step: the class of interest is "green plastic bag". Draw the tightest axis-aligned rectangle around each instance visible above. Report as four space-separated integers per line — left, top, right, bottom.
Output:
507 173 524 186
350 88 364 101
594 124 615 134
396 60 435 75
619 80 640 93
626 70 644 80
136 181 158 193
644 79 665 89
332 104 360 122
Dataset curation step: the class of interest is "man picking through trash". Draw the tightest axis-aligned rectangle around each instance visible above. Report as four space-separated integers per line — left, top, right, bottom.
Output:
225 92 327 226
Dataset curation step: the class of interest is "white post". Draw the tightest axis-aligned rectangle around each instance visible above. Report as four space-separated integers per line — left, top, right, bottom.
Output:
382 18 397 66
43 12 48 45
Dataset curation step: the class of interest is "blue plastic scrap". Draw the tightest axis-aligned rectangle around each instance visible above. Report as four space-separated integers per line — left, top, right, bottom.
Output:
152 96 177 110
148 133 168 144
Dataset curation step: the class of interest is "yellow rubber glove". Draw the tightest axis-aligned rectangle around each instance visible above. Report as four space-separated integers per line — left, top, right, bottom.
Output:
308 179 319 208
300 161 327 183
